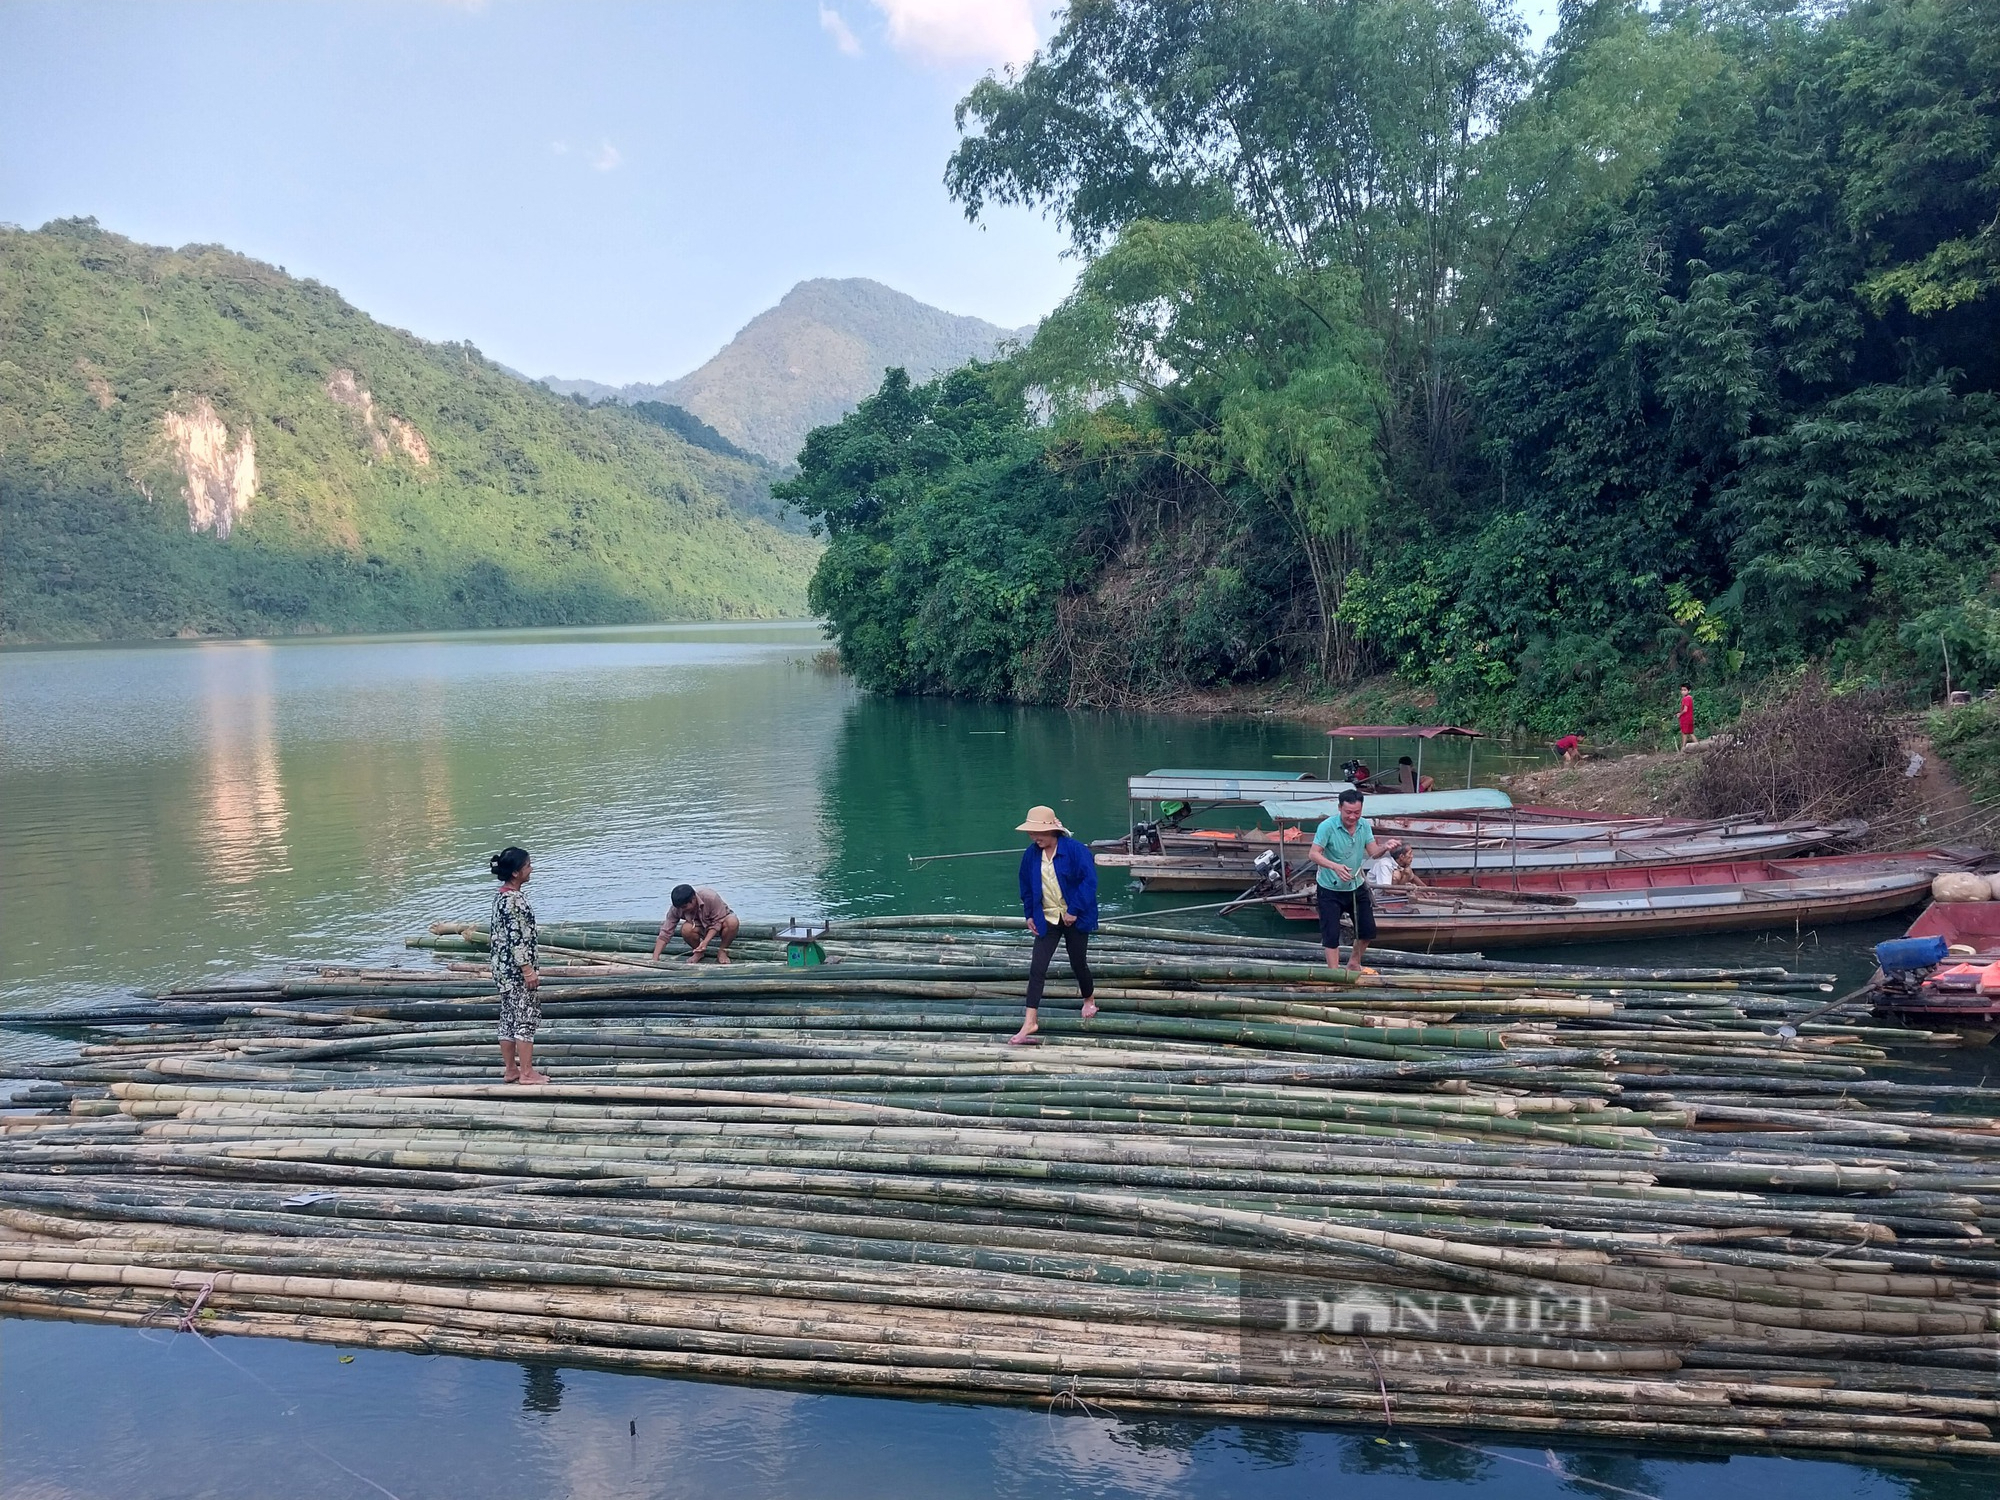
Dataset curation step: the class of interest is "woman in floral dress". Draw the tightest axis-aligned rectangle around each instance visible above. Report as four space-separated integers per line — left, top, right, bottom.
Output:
489 846 546 1084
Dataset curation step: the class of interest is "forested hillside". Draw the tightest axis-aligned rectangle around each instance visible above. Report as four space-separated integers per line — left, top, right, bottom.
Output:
786 0 2000 731
0 221 817 642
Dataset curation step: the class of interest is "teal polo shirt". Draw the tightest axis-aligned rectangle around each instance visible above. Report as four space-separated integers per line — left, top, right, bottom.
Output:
1312 813 1373 891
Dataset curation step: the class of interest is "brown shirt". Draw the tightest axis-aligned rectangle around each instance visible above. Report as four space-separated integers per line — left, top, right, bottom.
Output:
660 888 732 946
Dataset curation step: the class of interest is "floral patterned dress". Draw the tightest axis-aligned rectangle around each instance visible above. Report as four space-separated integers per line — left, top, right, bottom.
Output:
491 885 539 1040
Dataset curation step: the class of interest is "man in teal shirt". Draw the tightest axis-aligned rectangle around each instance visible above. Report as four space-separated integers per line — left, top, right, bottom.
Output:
1309 788 1403 973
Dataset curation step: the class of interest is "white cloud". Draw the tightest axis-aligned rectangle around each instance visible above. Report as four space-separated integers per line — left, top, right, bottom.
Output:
591 141 622 172
818 4 863 56
870 0 1039 68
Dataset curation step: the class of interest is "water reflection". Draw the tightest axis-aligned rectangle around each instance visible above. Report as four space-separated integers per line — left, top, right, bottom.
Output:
0 625 840 1009
1341 1433 1495 1483
522 1362 566 1415
8 1319 1971 1499
194 642 292 893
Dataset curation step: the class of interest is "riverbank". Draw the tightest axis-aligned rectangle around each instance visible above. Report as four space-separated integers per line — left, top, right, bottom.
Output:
1108 672 1994 852
1494 725 1990 854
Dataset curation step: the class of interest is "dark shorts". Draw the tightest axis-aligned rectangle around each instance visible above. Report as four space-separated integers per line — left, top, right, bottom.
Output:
1317 884 1376 946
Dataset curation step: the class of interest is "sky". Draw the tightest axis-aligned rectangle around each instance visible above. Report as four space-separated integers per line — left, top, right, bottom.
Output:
0 0 1558 385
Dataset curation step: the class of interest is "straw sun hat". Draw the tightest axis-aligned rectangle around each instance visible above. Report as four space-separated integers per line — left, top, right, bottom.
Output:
1016 805 1068 834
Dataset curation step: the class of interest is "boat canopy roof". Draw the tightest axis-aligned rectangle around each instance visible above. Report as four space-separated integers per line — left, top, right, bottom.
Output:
1325 724 1485 739
1264 787 1514 821
1131 771 1343 803
1144 769 1315 782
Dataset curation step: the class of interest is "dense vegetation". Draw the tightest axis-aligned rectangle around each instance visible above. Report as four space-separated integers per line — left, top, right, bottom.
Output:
1 221 816 642
789 0 2000 731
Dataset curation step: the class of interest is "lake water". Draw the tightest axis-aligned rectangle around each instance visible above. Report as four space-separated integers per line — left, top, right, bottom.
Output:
0 623 1983 1499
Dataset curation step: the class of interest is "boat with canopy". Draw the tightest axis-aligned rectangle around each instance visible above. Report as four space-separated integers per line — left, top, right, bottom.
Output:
1098 770 1862 890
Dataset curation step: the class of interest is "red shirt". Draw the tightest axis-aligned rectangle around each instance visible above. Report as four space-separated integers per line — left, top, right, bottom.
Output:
1678 694 1694 733
1554 735 1579 753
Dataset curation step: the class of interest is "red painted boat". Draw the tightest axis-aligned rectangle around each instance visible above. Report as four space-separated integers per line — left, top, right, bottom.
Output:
1268 851 1969 949
1875 902 2000 1028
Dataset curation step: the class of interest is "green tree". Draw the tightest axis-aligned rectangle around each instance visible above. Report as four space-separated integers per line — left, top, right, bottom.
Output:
1023 217 1381 674
776 366 1110 696
1348 0 2000 723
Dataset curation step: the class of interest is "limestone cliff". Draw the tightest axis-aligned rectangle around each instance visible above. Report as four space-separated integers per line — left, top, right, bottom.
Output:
160 399 257 539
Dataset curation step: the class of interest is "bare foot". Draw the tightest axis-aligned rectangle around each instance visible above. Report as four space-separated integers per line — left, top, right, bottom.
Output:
502 1071 521 1083
518 1069 551 1085
1008 1026 1040 1046
716 951 731 965
1080 1000 1099 1019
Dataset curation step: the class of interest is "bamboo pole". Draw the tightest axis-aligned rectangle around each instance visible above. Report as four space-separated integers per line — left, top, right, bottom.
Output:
3 912 1996 1460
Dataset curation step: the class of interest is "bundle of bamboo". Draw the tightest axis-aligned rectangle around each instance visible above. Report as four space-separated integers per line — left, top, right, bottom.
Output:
1 916 1995 1460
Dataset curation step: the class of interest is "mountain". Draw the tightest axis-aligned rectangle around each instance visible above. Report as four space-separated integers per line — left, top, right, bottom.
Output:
0 220 817 642
541 278 1032 464
539 375 627 404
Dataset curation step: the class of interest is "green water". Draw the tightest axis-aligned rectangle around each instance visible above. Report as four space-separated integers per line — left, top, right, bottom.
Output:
1 624 1980 1499
0 622 1893 1014
0 621 1547 1011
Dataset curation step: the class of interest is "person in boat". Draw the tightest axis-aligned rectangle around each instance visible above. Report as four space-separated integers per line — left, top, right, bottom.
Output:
1310 789 1404 975
1366 843 1424 896
1394 756 1435 793
1677 687 1696 751
652 884 740 964
488 846 547 1084
1554 733 1582 764
1012 805 1099 1046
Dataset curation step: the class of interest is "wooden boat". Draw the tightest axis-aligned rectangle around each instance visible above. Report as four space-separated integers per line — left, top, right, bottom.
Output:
1873 901 2000 1029
1099 815 1866 891
1266 851 1963 949
1106 766 1860 892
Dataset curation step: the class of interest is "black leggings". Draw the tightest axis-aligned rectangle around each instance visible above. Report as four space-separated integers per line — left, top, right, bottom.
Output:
1025 923 1093 1010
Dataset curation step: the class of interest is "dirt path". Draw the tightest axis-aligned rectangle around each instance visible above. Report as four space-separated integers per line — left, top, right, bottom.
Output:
1493 749 1702 817
1492 729 1986 853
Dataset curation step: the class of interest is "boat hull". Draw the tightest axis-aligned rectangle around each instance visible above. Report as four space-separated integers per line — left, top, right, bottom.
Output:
1273 876 1935 948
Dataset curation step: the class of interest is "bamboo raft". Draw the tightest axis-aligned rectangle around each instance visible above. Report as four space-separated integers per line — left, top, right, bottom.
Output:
2 916 1997 1460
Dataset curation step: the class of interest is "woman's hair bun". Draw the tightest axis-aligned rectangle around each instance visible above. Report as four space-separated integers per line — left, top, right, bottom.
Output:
490 846 531 881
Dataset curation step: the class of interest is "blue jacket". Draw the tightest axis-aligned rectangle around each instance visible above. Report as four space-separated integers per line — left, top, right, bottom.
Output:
1018 836 1099 935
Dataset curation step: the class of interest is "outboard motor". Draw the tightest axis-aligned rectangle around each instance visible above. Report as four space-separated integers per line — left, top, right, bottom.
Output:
1874 935 1949 997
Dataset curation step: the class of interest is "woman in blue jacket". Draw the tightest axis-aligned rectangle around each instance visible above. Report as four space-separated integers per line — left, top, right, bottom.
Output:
1012 805 1099 1045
